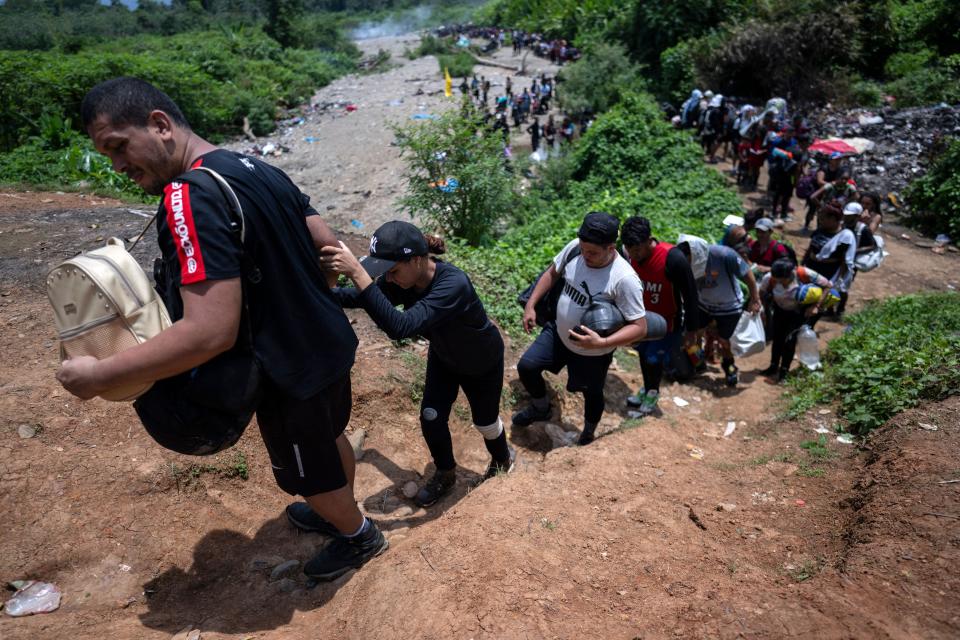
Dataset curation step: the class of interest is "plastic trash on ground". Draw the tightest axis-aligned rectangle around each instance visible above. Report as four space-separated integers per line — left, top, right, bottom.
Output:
837 433 855 444
673 397 689 407
543 423 578 448
4 581 61 616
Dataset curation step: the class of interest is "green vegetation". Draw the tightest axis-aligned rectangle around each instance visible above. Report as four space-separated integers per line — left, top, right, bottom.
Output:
170 451 250 489
450 91 740 334
558 43 645 117
905 138 960 240
394 102 520 246
787 293 960 434
437 51 475 78
481 0 960 106
0 0 362 196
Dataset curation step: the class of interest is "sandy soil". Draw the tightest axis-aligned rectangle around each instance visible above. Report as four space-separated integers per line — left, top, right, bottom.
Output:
1 36 959 640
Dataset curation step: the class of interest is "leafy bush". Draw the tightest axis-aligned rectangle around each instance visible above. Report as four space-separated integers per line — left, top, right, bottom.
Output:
393 102 519 246
558 42 645 117
436 51 475 78
0 27 356 151
904 137 960 239
658 40 698 106
786 293 960 434
847 77 884 108
415 34 455 57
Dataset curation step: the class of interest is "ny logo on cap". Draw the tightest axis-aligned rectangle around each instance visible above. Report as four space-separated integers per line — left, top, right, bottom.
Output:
369 236 378 254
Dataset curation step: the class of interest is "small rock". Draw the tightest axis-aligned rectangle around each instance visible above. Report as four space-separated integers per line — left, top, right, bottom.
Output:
247 555 284 572
17 424 36 439
269 560 300 581
393 505 414 518
277 578 298 593
347 428 366 460
917 422 938 431
715 503 737 512
402 481 419 499
186 631 201 640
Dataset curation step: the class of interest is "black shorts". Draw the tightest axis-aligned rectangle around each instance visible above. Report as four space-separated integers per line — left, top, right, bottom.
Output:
256 373 352 497
697 308 743 341
519 321 613 395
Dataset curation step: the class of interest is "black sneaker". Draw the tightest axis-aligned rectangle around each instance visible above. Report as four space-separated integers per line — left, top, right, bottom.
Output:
511 403 551 427
759 364 778 377
724 365 739 387
777 367 789 383
577 428 595 446
414 469 456 507
482 446 516 480
285 502 340 537
303 520 389 581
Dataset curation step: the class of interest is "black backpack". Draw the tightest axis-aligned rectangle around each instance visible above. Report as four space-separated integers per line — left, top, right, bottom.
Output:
516 245 581 327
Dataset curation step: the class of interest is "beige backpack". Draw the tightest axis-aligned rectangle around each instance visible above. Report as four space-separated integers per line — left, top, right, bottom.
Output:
48 234 171 401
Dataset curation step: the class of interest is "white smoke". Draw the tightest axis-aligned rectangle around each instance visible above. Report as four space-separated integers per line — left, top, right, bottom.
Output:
350 5 433 40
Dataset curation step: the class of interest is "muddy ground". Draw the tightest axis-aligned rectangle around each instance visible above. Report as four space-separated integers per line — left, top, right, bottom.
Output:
1 36 959 640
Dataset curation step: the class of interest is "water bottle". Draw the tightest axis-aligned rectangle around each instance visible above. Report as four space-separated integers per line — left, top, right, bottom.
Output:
796 325 821 370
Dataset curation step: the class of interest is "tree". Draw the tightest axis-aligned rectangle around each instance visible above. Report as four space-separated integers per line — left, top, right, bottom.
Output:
393 101 519 246
263 0 302 48
559 42 644 117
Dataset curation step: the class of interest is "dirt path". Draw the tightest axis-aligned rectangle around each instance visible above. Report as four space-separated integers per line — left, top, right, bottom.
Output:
1 39 959 639
224 35 563 234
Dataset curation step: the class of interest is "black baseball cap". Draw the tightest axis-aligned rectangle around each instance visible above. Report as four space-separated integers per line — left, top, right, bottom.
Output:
360 220 428 279
578 211 619 245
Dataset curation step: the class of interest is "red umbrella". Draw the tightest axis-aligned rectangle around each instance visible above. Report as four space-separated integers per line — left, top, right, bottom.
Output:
808 138 859 156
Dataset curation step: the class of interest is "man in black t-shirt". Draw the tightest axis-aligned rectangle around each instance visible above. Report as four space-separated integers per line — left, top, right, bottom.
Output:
57 77 387 581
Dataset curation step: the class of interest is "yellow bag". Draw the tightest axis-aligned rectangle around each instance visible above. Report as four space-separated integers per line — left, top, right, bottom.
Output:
47 236 171 401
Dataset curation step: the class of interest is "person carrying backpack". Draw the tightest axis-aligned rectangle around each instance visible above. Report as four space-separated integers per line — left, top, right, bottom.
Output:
62 77 389 582
320 222 514 508
512 212 648 445
621 217 699 415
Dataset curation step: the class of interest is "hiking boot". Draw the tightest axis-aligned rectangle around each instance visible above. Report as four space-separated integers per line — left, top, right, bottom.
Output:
777 367 790 383
482 446 516 481
759 364 779 377
511 402 551 427
303 519 389 581
285 502 340 537
414 468 457 507
577 427 595 446
625 389 647 408
638 389 660 415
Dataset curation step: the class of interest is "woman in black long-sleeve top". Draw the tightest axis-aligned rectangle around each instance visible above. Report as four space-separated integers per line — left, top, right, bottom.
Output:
320 221 514 508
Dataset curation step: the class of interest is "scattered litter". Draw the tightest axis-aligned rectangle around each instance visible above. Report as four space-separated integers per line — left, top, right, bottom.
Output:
814 424 831 434
858 115 884 126
410 113 439 120
935 234 951 245
795 499 806 507
387 99 404 107
685 444 704 460
837 433 855 444
118 564 131 573
818 409 832 415
262 143 276 155
350 219 364 229
752 491 775 505
304 136 318 143
126 209 153 219
673 397 689 407
900 233 911 240
544 423 578 448
17 424 36 439
401 481 419 499
345 104 357 112
627 410 643 419
4 581 61 616
723 421 736 438
722 214 745 227
918 422 939 431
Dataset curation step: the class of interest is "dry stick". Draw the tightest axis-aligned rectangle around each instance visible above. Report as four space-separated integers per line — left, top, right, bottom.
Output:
419 545 438 572
922 512 960 520
937 479 960 484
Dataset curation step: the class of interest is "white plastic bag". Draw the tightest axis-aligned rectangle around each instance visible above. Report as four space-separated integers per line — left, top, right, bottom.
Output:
854 235 886 272
731 310 765 357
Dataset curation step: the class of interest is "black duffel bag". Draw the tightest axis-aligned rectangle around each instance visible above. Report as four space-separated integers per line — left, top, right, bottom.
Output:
517 246 580 327
135 166 262 456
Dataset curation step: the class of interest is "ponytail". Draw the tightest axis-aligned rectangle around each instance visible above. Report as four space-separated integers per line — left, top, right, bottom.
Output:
424 234 446 255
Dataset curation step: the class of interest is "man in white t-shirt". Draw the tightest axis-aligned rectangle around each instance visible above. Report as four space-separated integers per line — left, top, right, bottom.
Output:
513 212 648 445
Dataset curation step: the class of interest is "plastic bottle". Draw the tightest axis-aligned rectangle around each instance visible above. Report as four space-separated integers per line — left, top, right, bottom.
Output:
796 325 821 370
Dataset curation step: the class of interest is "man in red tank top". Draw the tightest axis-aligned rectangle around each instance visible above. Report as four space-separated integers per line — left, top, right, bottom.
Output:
621 217 700 414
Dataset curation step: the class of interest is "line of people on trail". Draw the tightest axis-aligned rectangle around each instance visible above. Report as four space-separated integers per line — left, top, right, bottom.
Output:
463 72 587 159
